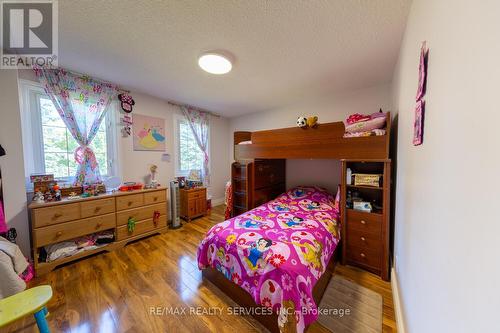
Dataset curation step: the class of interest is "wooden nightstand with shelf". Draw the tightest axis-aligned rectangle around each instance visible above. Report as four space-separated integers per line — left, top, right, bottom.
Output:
180 187 207 222
341 159 391 281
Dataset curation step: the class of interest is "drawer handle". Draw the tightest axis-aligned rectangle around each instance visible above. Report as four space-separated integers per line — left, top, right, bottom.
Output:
360 253 366 258
53 213 62 219
128 201 133 206
153 197 158 201
56 231 63 237
360 236 366 242
360 220 366 225
94 207 101 212
96 223 103 228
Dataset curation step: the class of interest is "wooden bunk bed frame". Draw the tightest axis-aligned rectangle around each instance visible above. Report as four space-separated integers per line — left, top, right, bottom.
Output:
203 113 392 332
234 113 390 160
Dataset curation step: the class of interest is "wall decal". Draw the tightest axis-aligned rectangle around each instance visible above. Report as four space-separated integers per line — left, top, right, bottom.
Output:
118 93 135 113
413 100 425 146
132 114 166 151
414 41 428 146
121 114 133 137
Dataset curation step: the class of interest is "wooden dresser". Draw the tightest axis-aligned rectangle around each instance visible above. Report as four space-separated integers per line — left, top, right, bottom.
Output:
29 187 168 275
341 160 391 281
179 187 207 222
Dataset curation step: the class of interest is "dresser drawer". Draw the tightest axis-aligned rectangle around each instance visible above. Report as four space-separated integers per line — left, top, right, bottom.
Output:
116 215 166 241
346 244 381 270
35 213 116 247
116 193 144 210
81 198 115 218
33 203 81 228
116 202 167 226
144 190 166 205
347 228 382 250
346 210 382 235
188 189 206 199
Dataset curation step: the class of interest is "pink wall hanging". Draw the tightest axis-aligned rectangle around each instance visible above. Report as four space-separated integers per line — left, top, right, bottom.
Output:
414 41 429 146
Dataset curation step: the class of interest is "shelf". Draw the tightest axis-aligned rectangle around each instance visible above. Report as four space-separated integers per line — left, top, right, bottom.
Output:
232 177 247 181
37 244 110 273
347 184 383 191
346 208 383 216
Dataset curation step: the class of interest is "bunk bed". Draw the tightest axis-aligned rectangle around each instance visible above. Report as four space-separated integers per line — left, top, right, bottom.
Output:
198 113 392 333
234 113 390 160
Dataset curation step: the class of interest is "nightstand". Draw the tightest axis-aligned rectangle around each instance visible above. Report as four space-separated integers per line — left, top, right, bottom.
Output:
179 187 207 222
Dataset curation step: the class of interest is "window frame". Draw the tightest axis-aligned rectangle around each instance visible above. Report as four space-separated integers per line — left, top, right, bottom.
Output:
173 113 209 177
19 79 119 186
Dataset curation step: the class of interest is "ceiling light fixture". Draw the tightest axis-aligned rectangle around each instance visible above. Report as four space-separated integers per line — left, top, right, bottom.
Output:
198 52 232 75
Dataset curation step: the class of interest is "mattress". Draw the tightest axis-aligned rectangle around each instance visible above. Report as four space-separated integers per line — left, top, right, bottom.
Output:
197 186 341 332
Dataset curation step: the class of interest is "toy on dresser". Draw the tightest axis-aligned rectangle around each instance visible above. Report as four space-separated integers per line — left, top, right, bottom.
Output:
145 165 160 189
32 190 44 203
119 182 144 191
81 183 106 197
30 174 55 201
53 185 62 201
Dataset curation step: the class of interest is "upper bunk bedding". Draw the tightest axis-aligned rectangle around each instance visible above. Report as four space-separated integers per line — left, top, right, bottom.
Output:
197 186 341 332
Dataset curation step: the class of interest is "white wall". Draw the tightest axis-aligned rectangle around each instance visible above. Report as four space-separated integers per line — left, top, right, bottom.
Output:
229 84 392 193
117 90 230 205
0 70 30 255
391 0 500 332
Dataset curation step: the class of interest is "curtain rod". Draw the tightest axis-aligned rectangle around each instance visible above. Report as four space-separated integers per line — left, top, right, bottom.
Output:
168 101 220 117
40 66 130 94
45 67 221 116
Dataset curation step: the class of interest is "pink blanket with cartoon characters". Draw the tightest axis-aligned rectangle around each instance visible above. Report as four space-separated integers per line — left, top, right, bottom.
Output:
197 186 341 333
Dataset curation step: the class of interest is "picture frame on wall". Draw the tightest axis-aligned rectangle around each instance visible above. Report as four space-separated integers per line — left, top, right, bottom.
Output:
413 99 425 146
416 41 429 101
414 41 428 146
132 114 166 151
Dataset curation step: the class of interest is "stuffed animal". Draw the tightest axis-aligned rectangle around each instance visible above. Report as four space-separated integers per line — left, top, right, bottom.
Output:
296 116 307 128
118 93 135 113
307 116 318 128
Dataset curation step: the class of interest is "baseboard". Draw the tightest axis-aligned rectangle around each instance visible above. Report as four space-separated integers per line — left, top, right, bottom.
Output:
391 267 406 333
211 197 225 207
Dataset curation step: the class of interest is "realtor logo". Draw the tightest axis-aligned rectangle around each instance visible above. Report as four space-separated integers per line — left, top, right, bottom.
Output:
1 0 58 68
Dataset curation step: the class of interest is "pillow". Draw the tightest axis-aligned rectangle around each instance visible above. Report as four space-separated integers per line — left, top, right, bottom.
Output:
345 116 386 133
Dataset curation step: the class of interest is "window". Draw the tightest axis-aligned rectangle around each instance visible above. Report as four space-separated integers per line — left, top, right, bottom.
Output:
20 80 118 184
39 96 108 178
175 115 207 176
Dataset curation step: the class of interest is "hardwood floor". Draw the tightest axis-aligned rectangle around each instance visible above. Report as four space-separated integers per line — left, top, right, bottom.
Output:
4 205 396 333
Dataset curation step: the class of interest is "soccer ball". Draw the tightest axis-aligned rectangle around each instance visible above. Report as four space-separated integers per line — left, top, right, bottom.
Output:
296 116 307 128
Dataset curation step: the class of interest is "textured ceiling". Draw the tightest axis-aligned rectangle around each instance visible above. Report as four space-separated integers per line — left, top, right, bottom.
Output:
58 0 411 117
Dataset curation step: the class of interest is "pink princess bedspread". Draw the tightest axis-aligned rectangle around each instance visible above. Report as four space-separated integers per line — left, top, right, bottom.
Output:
197 186 341 333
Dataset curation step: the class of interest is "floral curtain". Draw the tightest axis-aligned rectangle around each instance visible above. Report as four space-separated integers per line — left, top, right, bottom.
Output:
34 67 117 185
180 106 210 186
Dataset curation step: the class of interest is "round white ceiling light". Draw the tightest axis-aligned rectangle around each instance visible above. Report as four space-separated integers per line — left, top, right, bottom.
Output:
198 52 232 75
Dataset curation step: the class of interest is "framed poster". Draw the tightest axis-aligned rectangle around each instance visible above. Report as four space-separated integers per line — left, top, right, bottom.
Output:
414 41 429 146
132 114 166 151
416 41 429 101
413 100 425 146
